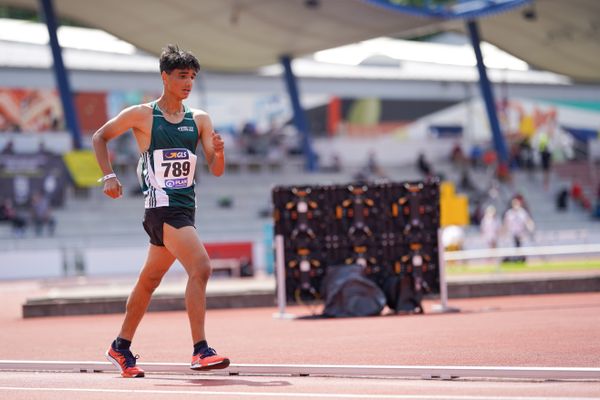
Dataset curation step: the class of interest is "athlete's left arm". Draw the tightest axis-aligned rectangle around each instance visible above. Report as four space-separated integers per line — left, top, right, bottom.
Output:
194 111 225 177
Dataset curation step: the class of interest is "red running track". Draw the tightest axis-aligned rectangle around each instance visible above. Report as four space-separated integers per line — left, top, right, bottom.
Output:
0 281 598 400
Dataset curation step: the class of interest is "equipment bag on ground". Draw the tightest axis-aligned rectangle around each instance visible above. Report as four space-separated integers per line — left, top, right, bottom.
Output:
321 264 386 318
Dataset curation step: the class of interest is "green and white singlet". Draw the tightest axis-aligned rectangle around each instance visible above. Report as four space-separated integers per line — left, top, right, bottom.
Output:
139 102 199 209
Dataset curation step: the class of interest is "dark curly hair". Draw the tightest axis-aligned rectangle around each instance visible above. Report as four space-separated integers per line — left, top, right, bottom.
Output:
159 44 200 74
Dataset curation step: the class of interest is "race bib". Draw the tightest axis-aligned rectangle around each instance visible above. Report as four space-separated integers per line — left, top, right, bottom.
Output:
153 148 197 189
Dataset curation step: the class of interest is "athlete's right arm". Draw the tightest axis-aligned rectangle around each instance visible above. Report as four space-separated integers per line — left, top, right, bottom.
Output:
92 105 145 199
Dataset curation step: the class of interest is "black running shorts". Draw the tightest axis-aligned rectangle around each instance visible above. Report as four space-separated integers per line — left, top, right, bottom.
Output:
142 206 196 246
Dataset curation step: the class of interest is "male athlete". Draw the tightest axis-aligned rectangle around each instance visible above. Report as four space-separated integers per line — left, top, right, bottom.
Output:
92 45 229 378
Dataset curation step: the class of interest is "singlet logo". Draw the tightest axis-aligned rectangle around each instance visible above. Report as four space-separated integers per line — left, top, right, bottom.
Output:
178 126 195 132
163 150 189 160
165 178 188 188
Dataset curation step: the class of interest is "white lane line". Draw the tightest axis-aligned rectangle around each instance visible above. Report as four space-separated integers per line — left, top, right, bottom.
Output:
0 387 595 400
1 360 598 380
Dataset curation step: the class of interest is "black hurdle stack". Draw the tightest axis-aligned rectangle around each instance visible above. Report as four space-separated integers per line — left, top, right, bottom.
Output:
272 179 440 314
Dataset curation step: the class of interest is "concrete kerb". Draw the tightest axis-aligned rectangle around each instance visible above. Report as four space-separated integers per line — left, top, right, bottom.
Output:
21 272 600 318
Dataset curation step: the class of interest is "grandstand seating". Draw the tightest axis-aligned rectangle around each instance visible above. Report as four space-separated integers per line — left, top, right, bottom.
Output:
2 158 600 259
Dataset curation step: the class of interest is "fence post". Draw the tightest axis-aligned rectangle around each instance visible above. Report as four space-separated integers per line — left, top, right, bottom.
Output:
273 234 295 319
432 228 460 313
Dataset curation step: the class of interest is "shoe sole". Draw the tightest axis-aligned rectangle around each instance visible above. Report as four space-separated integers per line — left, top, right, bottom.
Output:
190 358 231 371
105 350 145 378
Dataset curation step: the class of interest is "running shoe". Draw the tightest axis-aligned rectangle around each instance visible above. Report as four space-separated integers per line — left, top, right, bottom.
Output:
190 346 230 371
105 345 145 378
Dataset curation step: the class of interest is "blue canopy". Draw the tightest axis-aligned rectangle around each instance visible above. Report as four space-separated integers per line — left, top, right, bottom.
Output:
562 126 599 143
364 0 531 20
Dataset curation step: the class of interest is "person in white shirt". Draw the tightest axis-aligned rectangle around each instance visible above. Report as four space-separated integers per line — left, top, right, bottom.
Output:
480 205 501 249
503 197 535 248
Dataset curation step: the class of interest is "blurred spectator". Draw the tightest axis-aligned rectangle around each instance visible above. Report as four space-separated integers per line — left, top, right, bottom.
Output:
0 198 10 221
556 188 569 212
538 133 552 191
321 152 342 173
470 200 484 226
217 196 233 209
540 148 552 189
331 153 342 172
570 180 591 210
416 152 432 178
241 121 257 137
459 169 476 191
450 142 466 166
469 143 483 169
518 138 534 173
366 150 385 178
30 192 55 236
240 121 258 155
571 181 582 202
480 205 501 249
503 197 535 249
0 198 27 237
512 192 530 212
482 149 497 169
509 141 520 170
1 140 14 154
594 184 600 218
496 162 511 182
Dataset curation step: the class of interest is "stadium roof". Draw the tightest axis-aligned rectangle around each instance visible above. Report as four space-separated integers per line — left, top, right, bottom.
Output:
459 0 600 82
0 0 599 81
0 19 570 86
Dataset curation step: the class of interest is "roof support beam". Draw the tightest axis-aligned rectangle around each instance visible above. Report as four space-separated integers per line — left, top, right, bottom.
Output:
38 0 82 149
280 55 317 172
466 19 508 175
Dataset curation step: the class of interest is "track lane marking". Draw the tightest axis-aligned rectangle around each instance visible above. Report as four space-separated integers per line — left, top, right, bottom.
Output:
0 386 595 400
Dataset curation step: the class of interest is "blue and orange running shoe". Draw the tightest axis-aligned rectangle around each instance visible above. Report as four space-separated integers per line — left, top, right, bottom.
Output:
105 344 145 378
190 347 230 371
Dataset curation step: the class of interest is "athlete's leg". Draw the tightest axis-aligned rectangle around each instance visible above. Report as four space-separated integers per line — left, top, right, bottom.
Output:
162 224 211 344
118 244 176 340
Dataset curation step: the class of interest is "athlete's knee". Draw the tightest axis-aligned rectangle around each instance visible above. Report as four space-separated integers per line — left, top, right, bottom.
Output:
138 274 163 293
188 262 211 284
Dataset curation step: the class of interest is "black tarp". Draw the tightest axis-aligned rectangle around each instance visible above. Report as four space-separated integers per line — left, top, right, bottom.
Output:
321 264 386 318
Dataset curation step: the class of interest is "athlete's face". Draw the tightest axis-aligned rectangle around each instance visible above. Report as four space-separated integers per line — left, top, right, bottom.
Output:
162 68 196 99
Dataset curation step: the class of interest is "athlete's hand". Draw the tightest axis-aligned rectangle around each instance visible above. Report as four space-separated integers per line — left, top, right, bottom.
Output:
103 177 123 199
212 131 224 155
